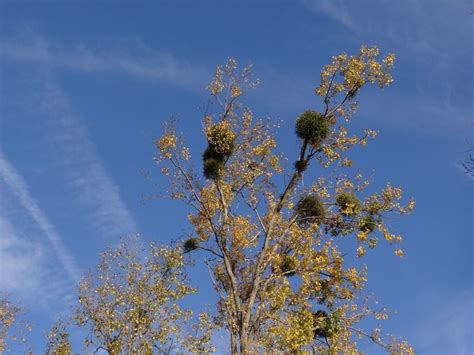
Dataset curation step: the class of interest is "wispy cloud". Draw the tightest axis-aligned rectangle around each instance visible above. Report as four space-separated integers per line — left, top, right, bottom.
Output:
0 204 76 310
34 72 139 239
0 36 210 90
0 214 43 293
303 0 357 31
303 0 471 63
0 32 142 239
0 151 80 281
302 0 471 137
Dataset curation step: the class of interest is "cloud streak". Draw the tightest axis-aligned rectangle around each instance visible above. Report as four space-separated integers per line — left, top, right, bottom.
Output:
35 72 139 239
0 213 43 293
303 0 471 137
0 36 210 90
303 0 471 62
1 33 141 240
303 0 357 31
0 151 80 281
0 203 76 310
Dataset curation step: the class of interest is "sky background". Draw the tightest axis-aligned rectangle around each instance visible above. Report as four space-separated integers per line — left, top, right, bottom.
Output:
0 0 472 353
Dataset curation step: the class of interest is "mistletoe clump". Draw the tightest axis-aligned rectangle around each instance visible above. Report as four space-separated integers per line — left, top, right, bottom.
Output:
312 310 339 339
202 121 235 179
203 157 224 179
183 237 200 253
336 192 362 215
271 254 297 277
280 255 297 277
358 215 377 233
295 110 329 146
206 120 236 155
294 159 309 173
295 195 326 224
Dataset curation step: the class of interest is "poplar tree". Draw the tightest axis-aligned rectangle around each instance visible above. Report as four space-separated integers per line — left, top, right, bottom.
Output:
0 295 29 352
68 239 214 354
156 45 415 354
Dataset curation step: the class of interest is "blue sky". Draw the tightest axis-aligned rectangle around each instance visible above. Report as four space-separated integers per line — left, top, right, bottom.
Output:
0 0 472 353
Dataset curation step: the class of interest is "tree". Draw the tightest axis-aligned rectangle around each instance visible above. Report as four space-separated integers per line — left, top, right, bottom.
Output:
155 46 415 353
70 237 213 354
0 295 29 353
0 295 19 352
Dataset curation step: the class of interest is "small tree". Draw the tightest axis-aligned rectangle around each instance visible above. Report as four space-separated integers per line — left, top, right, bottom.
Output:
0 295 30 353
156 47 415 353
73 237 212 354
0 295 20 352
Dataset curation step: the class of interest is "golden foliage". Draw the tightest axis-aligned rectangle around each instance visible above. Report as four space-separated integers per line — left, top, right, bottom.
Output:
73 237 209 354
152 46 414 353
0 296 30 353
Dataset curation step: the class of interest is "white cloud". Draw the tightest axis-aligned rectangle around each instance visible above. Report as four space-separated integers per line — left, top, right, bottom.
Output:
303 0 357 31
302 0 471 136
0 151 80 281
0 205 76 310
33 72 140 239
0 36 210 90
303 0 471 62
0 33 143 240
0 214 43 293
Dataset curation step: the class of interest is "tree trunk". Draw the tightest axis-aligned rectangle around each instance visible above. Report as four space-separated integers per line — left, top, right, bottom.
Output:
239 322 251 354
231 330 238 354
